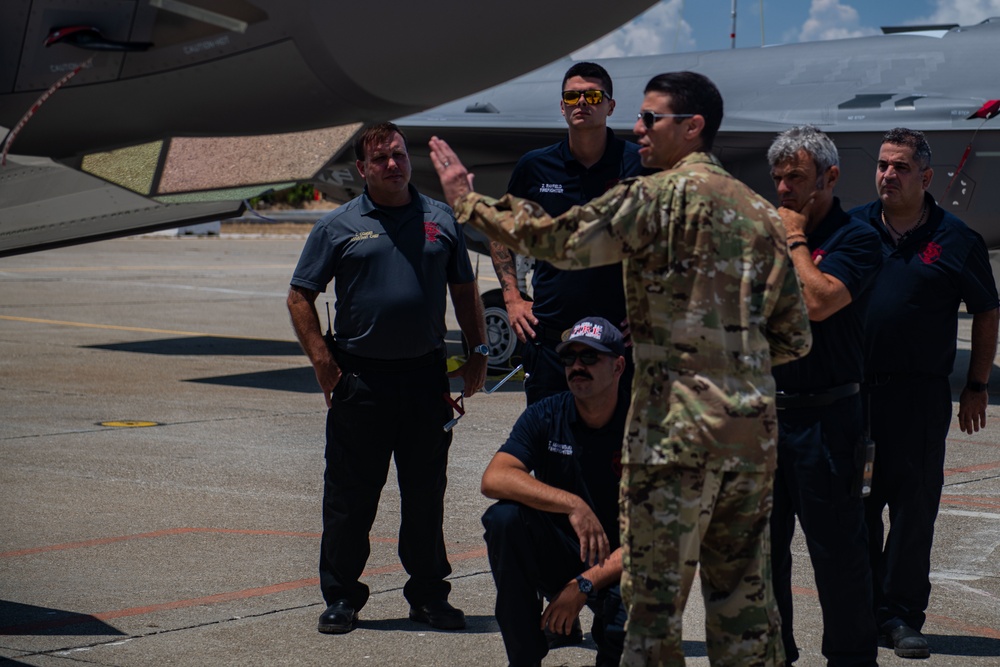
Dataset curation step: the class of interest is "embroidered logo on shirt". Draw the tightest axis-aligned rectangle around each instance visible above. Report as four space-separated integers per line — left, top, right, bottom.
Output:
424 221 442 243
538 183 564 194
547 441 573 456
918 241 942 265
350 230 380 242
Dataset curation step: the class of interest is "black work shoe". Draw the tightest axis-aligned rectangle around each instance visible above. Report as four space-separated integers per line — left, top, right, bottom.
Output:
409 599 466 630
318 599 357 634
545 616 583 648
882 620 930 659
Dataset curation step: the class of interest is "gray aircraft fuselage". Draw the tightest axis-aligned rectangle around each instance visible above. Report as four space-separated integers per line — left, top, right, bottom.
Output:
388 19 1000 247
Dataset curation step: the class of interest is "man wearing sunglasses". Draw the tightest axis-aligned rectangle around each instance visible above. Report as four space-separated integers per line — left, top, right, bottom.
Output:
765 126 882 667
430 70 812 666
488 61 644 405
481 317 630 667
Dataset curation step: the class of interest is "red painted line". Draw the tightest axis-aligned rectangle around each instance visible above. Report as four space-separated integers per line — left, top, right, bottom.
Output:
926 612 1000 640
0 528 399 559
943 460 1000 477
792 587 999 638
0 545 488 635
940 494 1000 510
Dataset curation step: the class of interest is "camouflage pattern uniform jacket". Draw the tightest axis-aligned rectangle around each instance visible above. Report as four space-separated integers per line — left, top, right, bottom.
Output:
455 152 811 473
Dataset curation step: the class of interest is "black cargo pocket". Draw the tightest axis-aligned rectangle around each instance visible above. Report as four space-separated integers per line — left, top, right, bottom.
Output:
332 371 360 402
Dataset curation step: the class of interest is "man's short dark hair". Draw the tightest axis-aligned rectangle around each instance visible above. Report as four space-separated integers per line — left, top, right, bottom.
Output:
644 71 724 151
882 127 932 170
562 61 614 99
354 122 407 162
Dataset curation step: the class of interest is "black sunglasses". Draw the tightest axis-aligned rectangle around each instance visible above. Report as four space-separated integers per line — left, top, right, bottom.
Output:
637 111 695 130
562 89 607 105
559 349 609 367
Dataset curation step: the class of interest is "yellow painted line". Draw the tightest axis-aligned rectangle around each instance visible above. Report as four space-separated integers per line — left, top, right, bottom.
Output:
0 315 290 342
100 421 160 428
0 264 294 273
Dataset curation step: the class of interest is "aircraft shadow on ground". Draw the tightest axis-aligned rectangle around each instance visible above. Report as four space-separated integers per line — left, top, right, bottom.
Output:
189 367 319 393
85 332 524 394
86 336 303 357
925 633 1000 657
0 600 125 637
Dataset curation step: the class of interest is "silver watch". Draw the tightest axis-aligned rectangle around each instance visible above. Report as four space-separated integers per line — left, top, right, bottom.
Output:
472 344 489 356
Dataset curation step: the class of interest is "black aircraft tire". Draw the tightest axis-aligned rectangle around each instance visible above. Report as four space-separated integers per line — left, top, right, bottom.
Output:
463 288 526 372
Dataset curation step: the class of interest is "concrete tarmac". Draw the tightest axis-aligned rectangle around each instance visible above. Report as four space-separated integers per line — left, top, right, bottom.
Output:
1 235 998 666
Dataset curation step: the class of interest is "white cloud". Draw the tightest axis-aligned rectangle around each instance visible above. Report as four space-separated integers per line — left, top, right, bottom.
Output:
571 0 694 58
797 0 879 42
915 0 1000 25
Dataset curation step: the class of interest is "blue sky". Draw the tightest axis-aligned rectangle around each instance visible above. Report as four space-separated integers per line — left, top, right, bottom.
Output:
573 0 1000 57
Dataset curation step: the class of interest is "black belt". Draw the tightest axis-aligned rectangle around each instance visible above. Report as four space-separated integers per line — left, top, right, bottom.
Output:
334 347 444 373
865 372 939 387
535 325 567 346
775 382 860 410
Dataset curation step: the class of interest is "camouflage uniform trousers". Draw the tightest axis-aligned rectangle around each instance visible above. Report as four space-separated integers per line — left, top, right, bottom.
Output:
620 463 784 667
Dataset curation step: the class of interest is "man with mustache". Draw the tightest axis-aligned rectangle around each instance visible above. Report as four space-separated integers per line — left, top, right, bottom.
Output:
481 316 629 667
853 128 998 658
766 126 882 667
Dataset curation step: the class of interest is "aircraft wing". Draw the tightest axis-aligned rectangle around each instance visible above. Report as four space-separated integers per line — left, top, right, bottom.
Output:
0 0 659 257
0 151 243 257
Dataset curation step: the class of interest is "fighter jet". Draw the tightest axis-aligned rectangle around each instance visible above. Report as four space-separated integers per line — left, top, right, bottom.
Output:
372 18 1000 249
0 0 657 257
317 17 993 371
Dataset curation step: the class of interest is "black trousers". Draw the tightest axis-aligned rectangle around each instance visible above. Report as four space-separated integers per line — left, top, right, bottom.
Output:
320 357 454 611
865 376 951 631
771 394 878 667
482 500 626 667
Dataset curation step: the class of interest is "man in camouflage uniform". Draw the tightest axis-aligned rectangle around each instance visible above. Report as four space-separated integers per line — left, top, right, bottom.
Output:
430 71 812 666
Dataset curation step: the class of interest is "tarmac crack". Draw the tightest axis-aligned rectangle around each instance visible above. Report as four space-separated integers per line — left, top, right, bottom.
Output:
14 602 328 663
944 473 1000 488
9 572 499 663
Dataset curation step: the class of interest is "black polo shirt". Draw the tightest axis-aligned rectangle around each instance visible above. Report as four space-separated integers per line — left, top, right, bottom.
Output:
290 184 475 359
772 199 882 392
499 391 628 549
851 194 998 378
507 129 644 331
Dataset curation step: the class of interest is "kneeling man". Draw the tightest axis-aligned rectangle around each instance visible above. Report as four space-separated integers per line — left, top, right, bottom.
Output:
482 317 629 667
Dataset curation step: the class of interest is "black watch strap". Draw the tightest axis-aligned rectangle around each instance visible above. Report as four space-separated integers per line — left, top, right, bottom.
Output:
966 381 989 392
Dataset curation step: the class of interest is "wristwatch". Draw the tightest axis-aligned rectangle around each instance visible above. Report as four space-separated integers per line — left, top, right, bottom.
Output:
472 344 489 356
575 574 593 595
966 381 989 392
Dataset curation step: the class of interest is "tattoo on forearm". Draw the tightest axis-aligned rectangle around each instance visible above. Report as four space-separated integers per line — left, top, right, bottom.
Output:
490 241 518 292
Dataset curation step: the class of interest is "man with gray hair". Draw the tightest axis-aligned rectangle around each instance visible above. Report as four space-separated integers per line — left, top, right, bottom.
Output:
767 126 883 666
